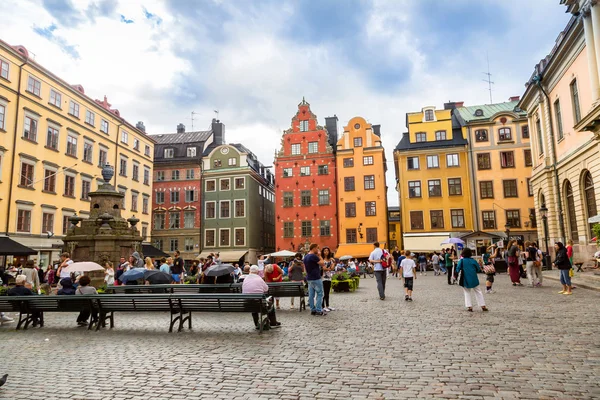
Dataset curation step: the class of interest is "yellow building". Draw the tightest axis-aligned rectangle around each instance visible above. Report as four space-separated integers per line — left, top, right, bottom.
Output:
456 99 537 249
394 104 474 252
0 40 154 266
335 117 388 257
387 206 402 250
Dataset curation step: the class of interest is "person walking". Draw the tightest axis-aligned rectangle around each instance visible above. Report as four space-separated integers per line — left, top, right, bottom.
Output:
455 248 489 312
104 261 115 286
369 242 386 300
321 247 335 312
554 242 573 295
524 241 540 287
532 242 543 287
304 244 325 316
288 253 305 310
431 252 440 276
399 251 416 301
506 240 522 286
417 253 427 276
445 249 454 285
171 250 184 283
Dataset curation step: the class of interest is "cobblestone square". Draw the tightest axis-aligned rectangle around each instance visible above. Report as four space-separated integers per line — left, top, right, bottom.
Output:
1 275 599 399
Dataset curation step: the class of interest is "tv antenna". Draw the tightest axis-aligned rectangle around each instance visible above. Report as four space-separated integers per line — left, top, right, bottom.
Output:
187 111 198 131
214 110 219 120
482 52 494 103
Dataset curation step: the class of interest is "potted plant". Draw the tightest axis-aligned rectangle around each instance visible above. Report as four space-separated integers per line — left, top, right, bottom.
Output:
332 272 356 292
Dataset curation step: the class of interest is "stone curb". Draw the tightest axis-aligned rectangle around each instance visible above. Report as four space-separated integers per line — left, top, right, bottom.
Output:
543 273 600 292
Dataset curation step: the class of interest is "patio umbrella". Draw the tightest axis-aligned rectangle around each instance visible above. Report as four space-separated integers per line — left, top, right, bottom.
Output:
440 238 465 246
268 250 296 258
204 263 235 277
339 255 353 261
143 270 173 284
63 262 105 273
119 268 146 283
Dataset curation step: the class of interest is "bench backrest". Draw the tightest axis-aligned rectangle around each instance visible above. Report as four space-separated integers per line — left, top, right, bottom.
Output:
267 282 306 296
95 294 174 312
0 295 94 312
106 284 243 294
174 293 268 313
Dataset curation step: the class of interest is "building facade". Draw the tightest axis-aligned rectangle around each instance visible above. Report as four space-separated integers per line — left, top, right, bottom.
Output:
520 2 600 262
336 116 388 257
0 41 153 266
274 99 339 253
456 99 538 249
387 206 401 250
199 143 275 264
394 105 474 252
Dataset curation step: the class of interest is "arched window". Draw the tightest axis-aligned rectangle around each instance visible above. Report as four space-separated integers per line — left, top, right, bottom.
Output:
565 180 579 242
583 171 598 238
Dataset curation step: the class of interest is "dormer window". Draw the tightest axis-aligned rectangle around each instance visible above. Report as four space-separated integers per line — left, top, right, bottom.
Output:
299 120 309 132
424 109 434 121
187 147 196 157
164 148 174 158
474 109 484 117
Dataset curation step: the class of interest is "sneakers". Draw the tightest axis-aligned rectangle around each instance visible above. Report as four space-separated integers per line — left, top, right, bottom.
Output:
558 290 566 294
407 297 413 302
290 305 295 310
313 311 326 316
323 307 331 312
563 292 573 295
424 273 427 276
77 321 88 327
270 322 282 328
481 306 489 312
467 307 473 312
0 315 14 323
328 307 336 311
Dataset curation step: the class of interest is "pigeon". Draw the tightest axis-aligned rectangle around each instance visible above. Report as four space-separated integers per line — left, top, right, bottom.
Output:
0 374 7 387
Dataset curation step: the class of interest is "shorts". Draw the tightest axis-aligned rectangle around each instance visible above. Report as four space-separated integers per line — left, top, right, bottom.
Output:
404 277 414 291
559 269 571 286
486 274 495 283
172 274 181 283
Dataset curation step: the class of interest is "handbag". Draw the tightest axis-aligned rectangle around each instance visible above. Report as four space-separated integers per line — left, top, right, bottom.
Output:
482 265 496 275
457 270 465 287
569 268 574 277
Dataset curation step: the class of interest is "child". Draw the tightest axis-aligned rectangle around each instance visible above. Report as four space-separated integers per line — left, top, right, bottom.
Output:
400 251 417 301
483 251 496 294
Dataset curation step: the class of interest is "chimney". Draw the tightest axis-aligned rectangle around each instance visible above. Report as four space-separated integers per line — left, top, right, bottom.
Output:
444 101 464 110
372 124 381 137
509 96 520 102
212 118 225 145
177 123 185 133
325 115 339 152
136 121 146 132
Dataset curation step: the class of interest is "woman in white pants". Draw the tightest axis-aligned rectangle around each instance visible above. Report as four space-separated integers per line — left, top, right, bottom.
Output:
455 248 489 312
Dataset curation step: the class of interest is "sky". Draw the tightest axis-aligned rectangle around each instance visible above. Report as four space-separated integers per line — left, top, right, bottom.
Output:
0 0 572 206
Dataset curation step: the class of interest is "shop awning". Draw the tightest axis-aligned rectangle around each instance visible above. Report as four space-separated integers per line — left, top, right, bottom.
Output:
403 234 450 252
142 244 169 258
0 237 37 256
335 244 382 259
198 249 248 262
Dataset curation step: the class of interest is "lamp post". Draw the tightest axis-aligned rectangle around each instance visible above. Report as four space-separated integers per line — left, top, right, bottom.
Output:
540 203 552 270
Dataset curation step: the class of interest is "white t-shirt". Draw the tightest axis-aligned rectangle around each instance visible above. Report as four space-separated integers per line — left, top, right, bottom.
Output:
431 254 439 264
369 248 383 271
257 259 265 271
400 258 416 278
60 259 73 278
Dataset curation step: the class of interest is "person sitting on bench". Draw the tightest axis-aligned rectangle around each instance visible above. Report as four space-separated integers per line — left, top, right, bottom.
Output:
8 275 41 327
242 266 281 330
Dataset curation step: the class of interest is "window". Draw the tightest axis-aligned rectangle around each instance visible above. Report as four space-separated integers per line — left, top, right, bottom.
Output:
283 168 293 177
415 132 426 142
0 104 5 130
62 215 71 234
83 142 93 163
451 209 465 228
300 166 311 176
482 211 496 229
235 228 245 246
407 157 419 170
121 131 128 144
408 181 421 198
475 109 484 117
345 202 356 218
156 171 165 181
410 211 424 230
154 239 163 250
43 169 56 192
435 130 447 140
64 175 75 197
144 168 150 185
169 212 180 229
205 230 215 247
498 127 512 141
220 201 230 218
283 222 294 238
426 155 439 169
479 181 494 199
156 192 165 204
168 170 178 181
206 180 216 191
23 116 37 141
119 189 126 209
301 221 312 237
424 109 434 121
131 193 138 211
299 120 309 132
364 175 375 190
205 202 215 219
81 180 91 200
228 157 237 166
536 118 544 156
69 101 79 118
133 138 139 151
85 110 95 126
235 200 245 217
17 209 31 232
524 149 532 167
366 228 377 243
164 148 174 158
477 153 491 170
430 210 444 229
46 126 59 150
282 192 293 207
101 119 109 134
446 153 459 167
185 189 196 202
220 179 230 191
318 190 329 205
344 177 355 191
142 197 149 214
571 79 581 123
346 228 357 243
343 158 354 168
0 59 8 80
170 239 179 252
99 148 107 167
184 211 195 228
448 178 462 195
27 76 41 96
20 162 34 187
503 179 518 198
354 137 363 147
363 156 374 165
49 89 61 108
301 190 311 206
506 210 521 228
318 165 329 175
187 147 196 157
119 158 127 176
522 125 530 139
500 151 515 168
308 142 318 153
527 178 533 197
565 181 578 241
554 99 564 140
214 159 222 168
365 201 376 216
475 129 488 142
584 172 598 238
182 237 194 252
66 136 77 157
291 144 301 155
428 180 441 197
144 145 151 157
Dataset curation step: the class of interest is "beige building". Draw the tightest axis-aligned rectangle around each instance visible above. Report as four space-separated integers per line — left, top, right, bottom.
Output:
0 40 154 266
519 1 600 262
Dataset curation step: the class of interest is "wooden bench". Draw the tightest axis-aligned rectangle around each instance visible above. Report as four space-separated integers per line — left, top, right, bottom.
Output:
267 282 306 311
105 283 242 294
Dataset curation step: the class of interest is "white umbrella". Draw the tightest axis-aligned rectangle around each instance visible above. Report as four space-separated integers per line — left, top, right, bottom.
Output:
339 255 353 261
268 250 297 257
440 238 465 246
63 261 105 273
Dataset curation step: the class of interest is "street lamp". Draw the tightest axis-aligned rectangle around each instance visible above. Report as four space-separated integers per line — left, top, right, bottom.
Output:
540 203 551 270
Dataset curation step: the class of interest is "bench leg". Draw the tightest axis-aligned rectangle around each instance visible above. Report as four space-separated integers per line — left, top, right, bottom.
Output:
170 312 181 333
300 296 305 312
39 313 44 328
188 311 192 330
259 309 263 335
178 312 191 333
16 312 28 330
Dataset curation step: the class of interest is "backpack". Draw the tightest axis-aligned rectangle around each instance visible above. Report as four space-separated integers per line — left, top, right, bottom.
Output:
381 250 391 268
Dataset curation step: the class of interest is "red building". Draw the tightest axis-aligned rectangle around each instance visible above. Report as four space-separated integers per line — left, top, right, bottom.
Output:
274 99 339 253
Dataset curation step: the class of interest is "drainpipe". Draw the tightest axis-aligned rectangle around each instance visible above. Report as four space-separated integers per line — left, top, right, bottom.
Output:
5 59 28 235
466 126 480 231
533 74 566 241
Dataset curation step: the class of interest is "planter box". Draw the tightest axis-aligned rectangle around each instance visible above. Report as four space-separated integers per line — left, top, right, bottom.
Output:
332 279 356 292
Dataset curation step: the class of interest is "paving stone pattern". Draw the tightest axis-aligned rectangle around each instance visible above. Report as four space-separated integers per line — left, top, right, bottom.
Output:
1 274 599 399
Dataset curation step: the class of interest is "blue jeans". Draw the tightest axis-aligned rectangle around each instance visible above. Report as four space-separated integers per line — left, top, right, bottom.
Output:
559 269 572 286
307 279 324 313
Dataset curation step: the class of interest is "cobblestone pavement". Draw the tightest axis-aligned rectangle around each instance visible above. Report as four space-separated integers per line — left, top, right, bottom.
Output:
1 273 599 399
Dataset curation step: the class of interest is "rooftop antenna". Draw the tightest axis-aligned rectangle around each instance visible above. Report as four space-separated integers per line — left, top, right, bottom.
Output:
187 111 198 131
214 110 219 120
482 52 494 103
